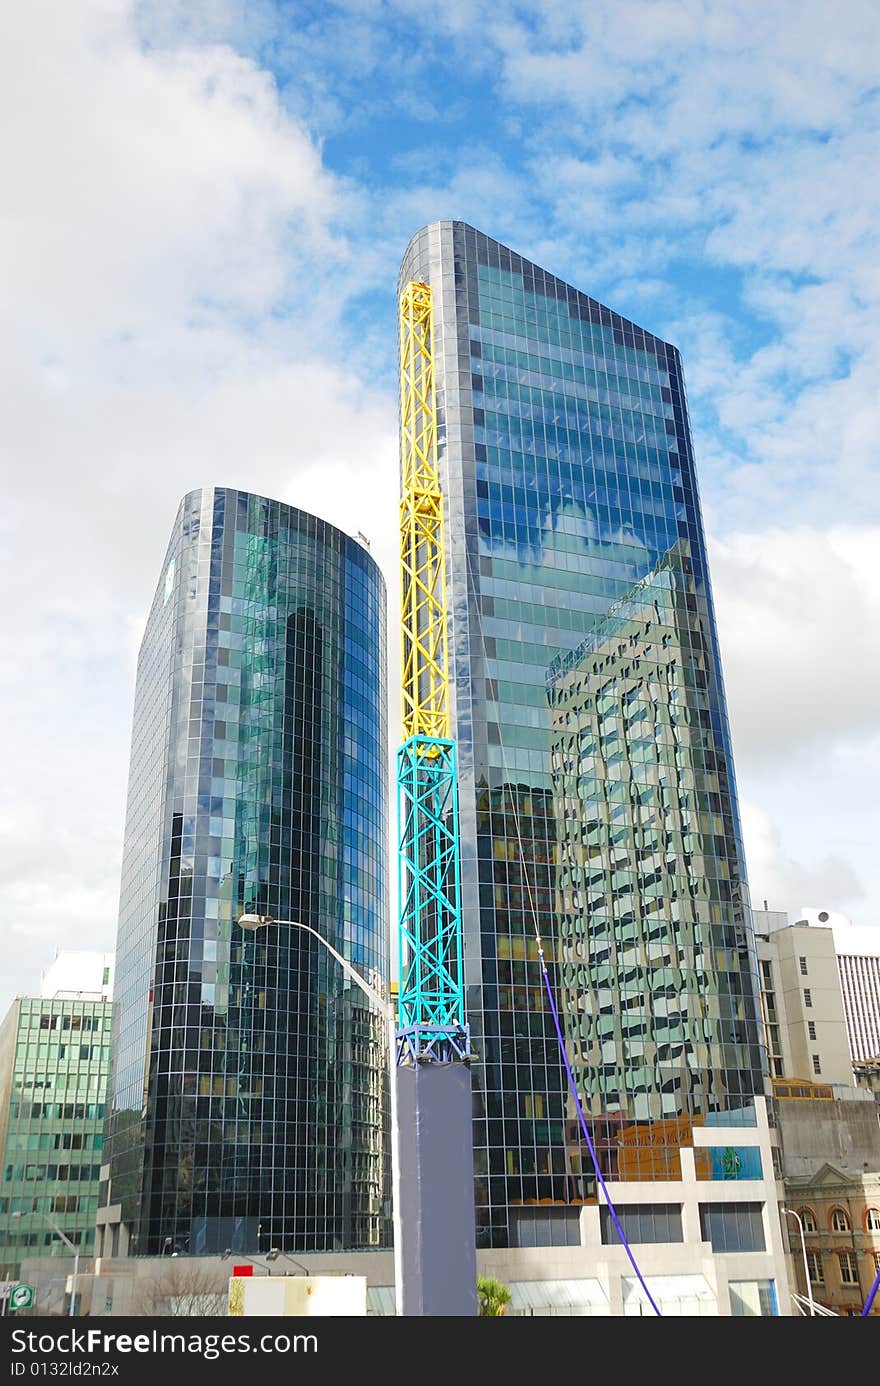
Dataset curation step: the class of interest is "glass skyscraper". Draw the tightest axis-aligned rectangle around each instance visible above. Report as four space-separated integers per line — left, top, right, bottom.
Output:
106 488 389 1256
399 223 767 1250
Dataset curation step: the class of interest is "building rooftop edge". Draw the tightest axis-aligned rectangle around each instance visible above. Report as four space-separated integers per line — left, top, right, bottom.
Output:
175 487 386 579
399 220 681 357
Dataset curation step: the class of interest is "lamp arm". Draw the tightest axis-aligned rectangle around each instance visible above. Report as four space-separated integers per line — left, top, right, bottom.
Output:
283 920 392 1017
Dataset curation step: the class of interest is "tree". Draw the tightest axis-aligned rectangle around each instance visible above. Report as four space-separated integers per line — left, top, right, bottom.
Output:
133 1261 228 1317
477 1274 512 1317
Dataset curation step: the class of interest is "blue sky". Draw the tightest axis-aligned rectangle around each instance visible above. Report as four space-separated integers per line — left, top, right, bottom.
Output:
2 0 879 1008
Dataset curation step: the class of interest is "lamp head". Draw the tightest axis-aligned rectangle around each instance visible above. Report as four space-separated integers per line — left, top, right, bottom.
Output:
238 913 273 931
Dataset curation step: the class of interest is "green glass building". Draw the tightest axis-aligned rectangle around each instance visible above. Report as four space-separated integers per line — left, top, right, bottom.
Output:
547 545 760 1171
0 996 113 1281
106 488 389 1257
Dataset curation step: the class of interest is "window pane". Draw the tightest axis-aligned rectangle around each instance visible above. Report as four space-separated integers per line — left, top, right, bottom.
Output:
600 1203 683 1245
699 1202 765 1252
730 1280 778 1315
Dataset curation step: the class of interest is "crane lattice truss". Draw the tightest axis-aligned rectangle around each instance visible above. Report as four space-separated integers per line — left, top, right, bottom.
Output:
397 281 470 1065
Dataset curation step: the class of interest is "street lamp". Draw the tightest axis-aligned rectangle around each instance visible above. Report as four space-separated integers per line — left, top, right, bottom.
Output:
11 1212 80 1316
237 913 402 1315
781 1206 815 1316
221 1246 309 1276
221 1250 269 1276
266 1249 310 1275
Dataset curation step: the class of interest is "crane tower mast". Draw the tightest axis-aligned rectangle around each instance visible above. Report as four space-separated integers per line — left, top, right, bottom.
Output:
394 278 476 1314
396 281 470 1065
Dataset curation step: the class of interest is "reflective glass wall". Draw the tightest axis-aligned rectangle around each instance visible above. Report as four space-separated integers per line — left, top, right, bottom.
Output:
399 223 766 1248
106 489 389 1255
0 998 112 1280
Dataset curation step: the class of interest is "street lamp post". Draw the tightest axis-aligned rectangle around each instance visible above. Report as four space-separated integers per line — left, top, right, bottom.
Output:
781 1206 815 1316
11 1212 80 1316
237 914 403 1316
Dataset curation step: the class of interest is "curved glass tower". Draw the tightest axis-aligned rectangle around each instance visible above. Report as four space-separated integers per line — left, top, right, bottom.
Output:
106 488 389 1255
399 223 767 1251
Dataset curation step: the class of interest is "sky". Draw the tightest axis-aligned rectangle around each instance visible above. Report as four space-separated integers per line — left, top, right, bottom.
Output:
2 0 879 1012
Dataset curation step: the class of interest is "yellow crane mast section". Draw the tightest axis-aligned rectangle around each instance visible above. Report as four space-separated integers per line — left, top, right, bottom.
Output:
399 280 450 745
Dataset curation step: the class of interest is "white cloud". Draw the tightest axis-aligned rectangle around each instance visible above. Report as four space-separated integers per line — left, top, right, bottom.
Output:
741 799 865 920
476 3 880 537
1 3 340 334
0 801 123 1003
0 1 395 1009
709 525 880 771
491 1 878 141
0 0 358 599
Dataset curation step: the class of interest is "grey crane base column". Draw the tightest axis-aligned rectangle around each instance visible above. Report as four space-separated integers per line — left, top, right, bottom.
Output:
396 1061 477 1316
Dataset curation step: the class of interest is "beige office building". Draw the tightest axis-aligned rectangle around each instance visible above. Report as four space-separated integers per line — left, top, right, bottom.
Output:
753 911 853 1087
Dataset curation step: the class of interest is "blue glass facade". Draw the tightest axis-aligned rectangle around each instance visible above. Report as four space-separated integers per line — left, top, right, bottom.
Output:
399 223 766 1248
106 488 389 1255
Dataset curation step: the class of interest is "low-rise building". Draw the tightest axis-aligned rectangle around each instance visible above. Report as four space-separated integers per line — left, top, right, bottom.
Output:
853 1058 880 1104
754 909 880 1314
782 1163 880 1316
0 956 114 1292
24 1096 791 1316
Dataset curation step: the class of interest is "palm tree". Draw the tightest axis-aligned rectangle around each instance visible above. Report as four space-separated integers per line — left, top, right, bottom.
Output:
477 1275 512 1316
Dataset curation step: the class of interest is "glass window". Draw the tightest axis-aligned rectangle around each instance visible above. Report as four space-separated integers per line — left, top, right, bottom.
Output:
799 957 808 976
838 1252 859 1285
729 1280 778 1316
865 1208 880 1232
699 1203 765 1252
805 1251 824 1284
812 1055 822 1075
803 989 812 1008
808 1021 816 1040
800 1208 817 1233
831 1208 851 1232
510 1208 580 1248
600 1204 683 1245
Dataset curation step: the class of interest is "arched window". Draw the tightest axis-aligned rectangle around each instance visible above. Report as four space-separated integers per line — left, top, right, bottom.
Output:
865 1207 880 1232
831 1207 851 1233
799 1208 817 1233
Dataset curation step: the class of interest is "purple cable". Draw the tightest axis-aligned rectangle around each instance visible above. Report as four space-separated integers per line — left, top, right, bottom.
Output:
541 959 663 1317
860 1262 880 1317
